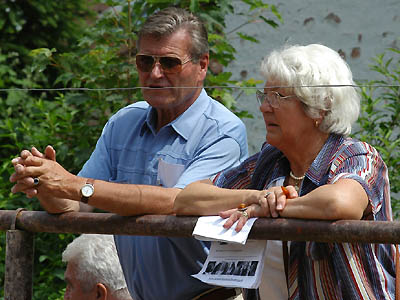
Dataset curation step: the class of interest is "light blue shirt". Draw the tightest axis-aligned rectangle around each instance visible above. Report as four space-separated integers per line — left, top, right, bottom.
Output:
79 89 248 300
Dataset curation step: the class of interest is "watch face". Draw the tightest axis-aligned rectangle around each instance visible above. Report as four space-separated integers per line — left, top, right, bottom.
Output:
82 184 94 197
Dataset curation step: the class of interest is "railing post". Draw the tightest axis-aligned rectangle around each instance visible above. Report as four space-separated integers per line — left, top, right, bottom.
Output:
4 230 34 300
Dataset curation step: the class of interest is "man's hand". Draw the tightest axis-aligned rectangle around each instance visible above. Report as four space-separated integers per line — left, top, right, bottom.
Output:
10 146 81 214
11 146 56 197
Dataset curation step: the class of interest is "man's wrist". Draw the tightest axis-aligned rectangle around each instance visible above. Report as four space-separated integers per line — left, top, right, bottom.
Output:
80 178 95 204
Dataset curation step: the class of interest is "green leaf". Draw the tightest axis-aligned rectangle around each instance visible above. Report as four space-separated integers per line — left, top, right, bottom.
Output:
259 15 279 28
5 90 24 106
29 48 56 58
39 255 49 263
237 32 259 43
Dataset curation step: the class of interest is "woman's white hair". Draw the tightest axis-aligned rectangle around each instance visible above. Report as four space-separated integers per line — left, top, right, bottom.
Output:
62 234 131 299
260 43 360 136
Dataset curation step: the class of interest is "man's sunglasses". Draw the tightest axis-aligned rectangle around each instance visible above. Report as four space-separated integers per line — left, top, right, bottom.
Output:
135 54 192 74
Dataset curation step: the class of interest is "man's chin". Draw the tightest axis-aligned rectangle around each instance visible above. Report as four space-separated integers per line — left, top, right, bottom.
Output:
144 89 173 99
145 95 176 108
144 86 173 92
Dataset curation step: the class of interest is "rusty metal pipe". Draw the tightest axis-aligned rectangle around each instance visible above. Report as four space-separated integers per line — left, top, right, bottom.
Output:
0 210 400 244
0 210 19 231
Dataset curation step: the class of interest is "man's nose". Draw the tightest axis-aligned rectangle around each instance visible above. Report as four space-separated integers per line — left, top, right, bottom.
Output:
149 62 164 78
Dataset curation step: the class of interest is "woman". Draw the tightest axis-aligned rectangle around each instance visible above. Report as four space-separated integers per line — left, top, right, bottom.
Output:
174 44 395 299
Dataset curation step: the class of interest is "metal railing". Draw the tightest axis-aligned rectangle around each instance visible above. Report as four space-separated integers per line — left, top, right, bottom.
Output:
2 209 400 300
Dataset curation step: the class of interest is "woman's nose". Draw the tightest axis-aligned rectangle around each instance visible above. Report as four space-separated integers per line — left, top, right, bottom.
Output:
259 100 273 113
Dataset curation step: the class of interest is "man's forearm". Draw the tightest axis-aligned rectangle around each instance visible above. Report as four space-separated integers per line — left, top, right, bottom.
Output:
75 179 181 216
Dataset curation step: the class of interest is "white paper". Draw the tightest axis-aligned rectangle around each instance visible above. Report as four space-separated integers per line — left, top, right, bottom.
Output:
193 216 257 245
157 158 185 188
192 240 267 289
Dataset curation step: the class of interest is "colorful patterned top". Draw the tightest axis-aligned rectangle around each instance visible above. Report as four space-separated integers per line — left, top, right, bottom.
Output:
214 134 395 300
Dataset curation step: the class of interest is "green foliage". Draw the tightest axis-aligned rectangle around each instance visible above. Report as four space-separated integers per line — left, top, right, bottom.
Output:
354 47 400 217
0 1 97 299
0 1 280 299
0 0 92 91
0 1 91 55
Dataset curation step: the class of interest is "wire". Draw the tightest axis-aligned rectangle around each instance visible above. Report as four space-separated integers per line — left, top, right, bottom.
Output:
0 84 399 92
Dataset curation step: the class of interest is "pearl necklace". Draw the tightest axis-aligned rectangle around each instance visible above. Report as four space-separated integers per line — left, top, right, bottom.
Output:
289 171 305 192
289 171 305 181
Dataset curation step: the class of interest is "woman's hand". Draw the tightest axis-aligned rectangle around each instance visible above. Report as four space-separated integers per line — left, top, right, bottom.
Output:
219 185 298 232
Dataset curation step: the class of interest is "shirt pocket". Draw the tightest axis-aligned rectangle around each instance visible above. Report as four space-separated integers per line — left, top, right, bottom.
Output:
110 164 155 185
157 158 185 187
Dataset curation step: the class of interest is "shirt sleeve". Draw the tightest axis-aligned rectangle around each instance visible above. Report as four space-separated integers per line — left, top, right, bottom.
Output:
77 120 113 180
174 137 242 189
329 142 391 221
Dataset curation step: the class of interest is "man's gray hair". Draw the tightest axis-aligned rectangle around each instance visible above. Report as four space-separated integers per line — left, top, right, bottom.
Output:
137 7 209 62
261 43 360 136
62 234 131 299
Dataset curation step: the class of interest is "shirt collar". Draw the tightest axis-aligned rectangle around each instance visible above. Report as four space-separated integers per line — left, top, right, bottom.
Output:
140 106 157 136
170 89 209 140
140 89 209 140
307 133 344 185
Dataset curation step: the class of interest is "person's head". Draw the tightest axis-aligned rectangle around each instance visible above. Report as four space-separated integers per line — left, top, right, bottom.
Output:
137 7 208 63
63 234 132 300
259 44 360 140
135 7 209 124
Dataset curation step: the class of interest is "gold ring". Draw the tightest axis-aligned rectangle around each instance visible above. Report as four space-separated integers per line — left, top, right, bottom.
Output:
241 211 249 218
238 203 247 212
264 192 272 198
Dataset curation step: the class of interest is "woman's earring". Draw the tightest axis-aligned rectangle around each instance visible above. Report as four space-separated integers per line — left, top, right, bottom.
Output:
314 120 319 128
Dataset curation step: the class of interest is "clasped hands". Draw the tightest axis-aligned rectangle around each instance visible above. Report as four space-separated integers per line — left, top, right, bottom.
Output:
220 185 298 232
9 145 81 213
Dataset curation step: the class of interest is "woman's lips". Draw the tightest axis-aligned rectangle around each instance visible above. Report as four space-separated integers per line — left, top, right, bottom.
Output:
265 120 278 127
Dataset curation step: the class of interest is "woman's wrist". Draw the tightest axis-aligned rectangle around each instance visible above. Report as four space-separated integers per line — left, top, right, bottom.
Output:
244 190 266 206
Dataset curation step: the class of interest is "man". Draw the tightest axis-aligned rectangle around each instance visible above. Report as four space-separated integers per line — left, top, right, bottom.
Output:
10 7 248 300
63 234 132 300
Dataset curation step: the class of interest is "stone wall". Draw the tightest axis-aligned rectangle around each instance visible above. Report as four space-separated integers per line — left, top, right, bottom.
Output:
225 0 400 154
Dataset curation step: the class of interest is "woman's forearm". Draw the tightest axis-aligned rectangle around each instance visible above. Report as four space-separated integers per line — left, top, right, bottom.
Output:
281 179 368 220
174 180 261 215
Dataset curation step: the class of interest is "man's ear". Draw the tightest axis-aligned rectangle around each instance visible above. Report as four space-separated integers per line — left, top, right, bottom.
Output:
198 53 209 81
95 283 108 300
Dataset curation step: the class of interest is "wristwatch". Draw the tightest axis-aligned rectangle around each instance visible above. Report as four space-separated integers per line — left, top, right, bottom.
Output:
80 178 95 204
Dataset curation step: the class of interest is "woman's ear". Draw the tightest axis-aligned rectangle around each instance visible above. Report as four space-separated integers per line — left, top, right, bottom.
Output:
95 283 108 300
314 109 327 128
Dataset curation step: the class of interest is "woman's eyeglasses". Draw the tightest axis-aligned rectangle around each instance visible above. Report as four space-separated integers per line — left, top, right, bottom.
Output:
135 54 192 74
256 90 295 108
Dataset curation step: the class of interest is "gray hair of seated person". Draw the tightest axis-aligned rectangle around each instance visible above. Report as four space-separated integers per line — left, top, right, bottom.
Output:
137 7 209 62
62 234 131 299
261 43 360 136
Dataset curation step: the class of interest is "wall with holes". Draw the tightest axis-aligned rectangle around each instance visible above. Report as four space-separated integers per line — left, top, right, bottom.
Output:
225 0 400 154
